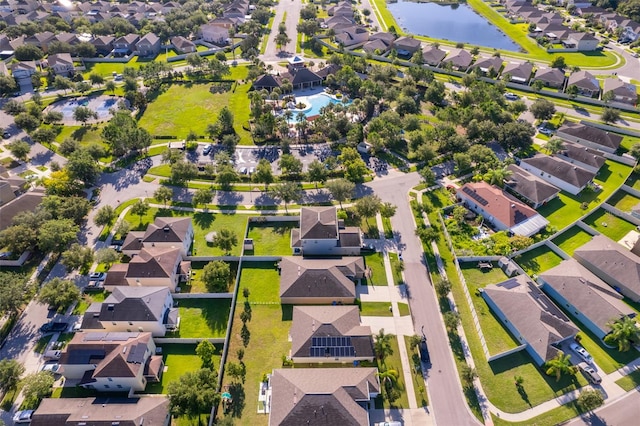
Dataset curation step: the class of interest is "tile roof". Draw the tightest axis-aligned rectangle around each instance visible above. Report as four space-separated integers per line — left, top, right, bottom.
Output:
521 154 595 188
504 164 560 205
483 275 579 363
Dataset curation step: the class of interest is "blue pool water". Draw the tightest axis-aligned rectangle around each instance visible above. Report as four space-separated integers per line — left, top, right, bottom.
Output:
289 93 351 121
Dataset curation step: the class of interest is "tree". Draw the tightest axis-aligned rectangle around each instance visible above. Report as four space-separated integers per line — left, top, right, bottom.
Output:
38 219 79 253
226 361 245 383
7 140 31 162
192 188 214 208
566 84 579 98
326 178 355 209
43 169 83 197
88 73 105 86
0 272 29 315
61 243 94 273
73 106 98 124
374 329 394 363
338 147 368 182
112 220 131 239
171 160 198 184
214 106 235 138
0 74 18 96
95 247 119 268
602 90 616 104
545 137 565 155
131 199 149 225
577 389 604 412
53 75 74 94
278 153 303 177
211 229 238 255
460 365 477 388
75 81 92 95
604 316 640 352
252 159 274 191
0 359 25 392
307 159 327 189
167 368 219 421
444 311 461 332
377 367 399 388
483 167 512 187
0 224 37 253
271 181 302 213
195 340 216 369
32 127 57 145
14 44 44 60
3 100 26 116
601 107 620 124
101 111 152 158
67 148 101 184
94 205 116 227
545 351 576 381
39 277 80 310
202 260 231 292
630 143 640 160
550 56 566 69
14 113 41 132
435 277 452 298
154 186 173 208
21 371 54 406
216 164 238 189
354 194 382 221
380 202 397 220
105 80 116 95
530 98 556 121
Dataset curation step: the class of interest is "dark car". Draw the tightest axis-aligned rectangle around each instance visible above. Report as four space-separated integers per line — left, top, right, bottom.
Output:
203 144 213 156
40 322 69 333
419 337 431 364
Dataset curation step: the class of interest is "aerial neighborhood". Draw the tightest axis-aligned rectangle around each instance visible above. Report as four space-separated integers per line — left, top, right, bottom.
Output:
2 0 640 426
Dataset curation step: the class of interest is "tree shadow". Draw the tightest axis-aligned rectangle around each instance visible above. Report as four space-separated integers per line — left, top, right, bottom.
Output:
228 382 246 418
193 212 215 229
516 383 532 407
281 304 293 321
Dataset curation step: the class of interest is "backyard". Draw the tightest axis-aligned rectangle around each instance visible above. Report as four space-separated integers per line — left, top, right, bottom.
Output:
514 245 564 276
122 207 248 256
607 189 640 213
168 299 231 338
238 261 281 303
188 261 238 293
582 208 637 243
363 252 388 286
246 220 298 256
550 226 594 256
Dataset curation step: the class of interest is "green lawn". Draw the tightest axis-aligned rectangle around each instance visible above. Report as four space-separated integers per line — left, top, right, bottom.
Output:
538 161 633 230
123 207 248 256
626 174 640 192
82 57 143 78
551 226 594 256
615 369 640 391
382 216 393 239
238 262 281 303
187 261 238 294
514 245 564 276
377 335 410 409
572 326 639 374
34 334 52 354
169 299 231 338
398 302 410 317
582 208 637 243
359 301 393 317
403 336 428 408
607 190 640 213
246 221 298 256
388 252 404 285
364 252 388 286
459 262 520 355
146 343 222 394
491 400 587 426
73 291 108 315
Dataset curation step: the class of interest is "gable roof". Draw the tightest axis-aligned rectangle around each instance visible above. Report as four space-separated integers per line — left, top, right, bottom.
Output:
393 36 421 50
290 305 373 358
137 32 159 45
604 77 637 99
568 31 598 41
471 56 503 73
362 38 390 53
83 286 170 327
48 53 72 67
504 164 560 205
521 154 595 188
567 70 600 91
142 217 191 245
483 275 579 363
443 49 473 68
556 140 606 170
574 234 640 299
557 122 623 151
286 68 322 85
253 73 282 90
502 61 534 81
300 206 338 240
540 259 635 334
422 45 446 65
126 246 181 279
121 230 145 253
269 368 379 426
533 67 566 85
0 189 45 230
31 396 169 426
279 256 364 300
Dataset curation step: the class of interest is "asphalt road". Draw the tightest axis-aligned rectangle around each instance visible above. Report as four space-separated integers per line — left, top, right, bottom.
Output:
566 390 640 426
262 0 302 61
366 173 481 426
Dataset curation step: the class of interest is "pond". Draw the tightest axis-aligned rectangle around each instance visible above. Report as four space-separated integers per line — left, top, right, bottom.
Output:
387 1 521 51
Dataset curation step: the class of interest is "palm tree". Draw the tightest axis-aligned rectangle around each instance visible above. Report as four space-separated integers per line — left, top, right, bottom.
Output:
374 329 394 363
545 351 576 381
376 367 399 388
484 167 512 187
545 137 565 155
605 316 640 352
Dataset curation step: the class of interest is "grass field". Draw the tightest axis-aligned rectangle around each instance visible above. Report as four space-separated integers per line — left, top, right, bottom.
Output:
171 299 231 338
514 245 564 276
82 57 143 78
360 301 393 317
364 252 388 286
377 335 410 409
607 189 640 213
398 302 410 316
582 208 637 243
246 221 298 255
188 261 238 293
238 262 281 303
404 335 428 408
551 226 594 256
389 252 404 285
615 368 640 391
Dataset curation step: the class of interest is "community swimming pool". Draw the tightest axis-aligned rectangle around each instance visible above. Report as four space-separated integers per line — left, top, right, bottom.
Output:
288 92 351 122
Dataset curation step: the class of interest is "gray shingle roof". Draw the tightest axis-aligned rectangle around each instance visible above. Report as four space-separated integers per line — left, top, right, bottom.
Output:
279 256 364 300
300 206 338 240
556 141 606 170
567 70 600 92
142 217 191 244
558 122 623 151
533 67 566 86
126 246 181 279
505 164 560 205
81 287 170 328
521 155 595 188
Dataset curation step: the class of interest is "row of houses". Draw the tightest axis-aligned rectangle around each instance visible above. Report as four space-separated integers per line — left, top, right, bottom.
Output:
575 5 640 43
481 232 639 366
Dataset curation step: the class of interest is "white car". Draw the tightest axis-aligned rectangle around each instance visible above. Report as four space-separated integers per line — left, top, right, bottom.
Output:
13 410 34 424
89 272 105 281
504 92 519 100
41 363 60 374
570 343 593 364
537 127 554 136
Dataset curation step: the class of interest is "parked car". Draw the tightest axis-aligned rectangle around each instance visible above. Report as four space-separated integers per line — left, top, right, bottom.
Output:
248 166 255 175
43 350 61 360
537 126 554 135
40 363 60 374
374 422 402 426
2 131 10 139
419 337 430 364
203 144 213 156
570 343 593 364
40 322 69 333
239 166 247 174
578 362 601 384
13 410 34 424
504 92 519 100
89 272 106 281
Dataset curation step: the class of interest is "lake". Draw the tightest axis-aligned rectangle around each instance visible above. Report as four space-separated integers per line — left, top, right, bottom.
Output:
387 1 521 51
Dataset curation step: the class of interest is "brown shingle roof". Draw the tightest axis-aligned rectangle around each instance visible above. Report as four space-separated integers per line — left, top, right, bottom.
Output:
0 189 45 230
504 164 560 206
300 206 338 240
142 217 191 244
556 141 606 170
558 122 623 151
126 246 181 279
521 155 595 188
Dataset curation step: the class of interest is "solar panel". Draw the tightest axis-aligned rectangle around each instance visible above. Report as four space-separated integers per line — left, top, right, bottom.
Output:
462 186 488 206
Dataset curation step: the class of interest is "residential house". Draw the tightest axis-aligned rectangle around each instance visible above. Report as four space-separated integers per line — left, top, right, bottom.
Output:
603 77 637 105
24 31 55 53
539 259 636 340
223 0 249 20
0 188 45 230
334 26 369 47
362 38 391 55
31 396 170 426
92 35 115 56
503 164 560 209
171 36 196 54
11 60 37 79
563 32 599 51
481 275 579 366
121 217 194 257
290 305 374 363
422 45 446 66
80 286 179 337
392 36 421 57
0 180 15 205
502 61 534 84
54 32 80 46
278 256 365 304
58 332 163 392
442 49 473 71
369 32 395 45
267 368 380 426
290 206 362 256
316 63 342 80
574 234 640 303
199 23 230 45
554 141 606 174
46 53 74 76
125 246 188 291
519 155 595 195
328 1 353 18
455 182 549 236
567 70 600 98
556 122 623 154
136 32 160 57
282 68 323 91
531 67 566 89
470 56 503 76
113 33 140 55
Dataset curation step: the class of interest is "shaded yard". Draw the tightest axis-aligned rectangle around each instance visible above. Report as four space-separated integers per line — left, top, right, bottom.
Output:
246 221 298 256
364 252 388 286
169 299 231 338
514 245 564 276
607 189 640 213
238 262 281 303
551 226 594 256
187 261 238 294
389 252 404 285
582 208 637 243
